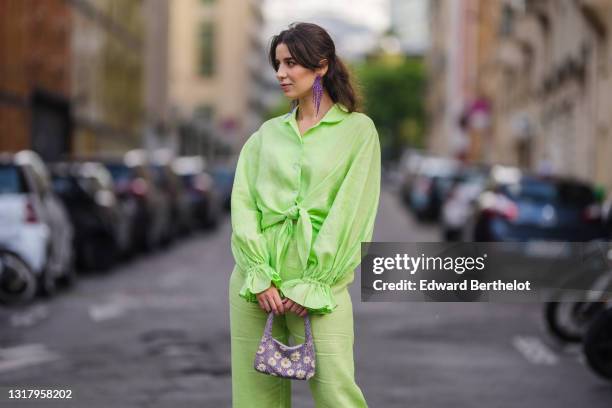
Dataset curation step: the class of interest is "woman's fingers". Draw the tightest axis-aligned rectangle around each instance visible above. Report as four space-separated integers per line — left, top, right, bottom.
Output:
259 296 270 313
266 294 279 315
271 292 285 314
272 296 308 316
256 286 287 315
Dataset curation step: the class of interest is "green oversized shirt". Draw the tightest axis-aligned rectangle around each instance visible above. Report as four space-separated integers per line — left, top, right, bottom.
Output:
230 102 381 314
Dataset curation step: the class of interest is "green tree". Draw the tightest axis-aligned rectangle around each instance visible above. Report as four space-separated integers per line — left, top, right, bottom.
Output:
263 97 292 121
354 55 426 162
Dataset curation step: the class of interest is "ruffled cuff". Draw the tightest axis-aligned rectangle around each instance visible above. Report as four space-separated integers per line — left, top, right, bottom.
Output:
280 278 337 314
239 263 282 302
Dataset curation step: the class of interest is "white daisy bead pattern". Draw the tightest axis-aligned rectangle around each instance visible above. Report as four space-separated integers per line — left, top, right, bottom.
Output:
303 356 311 364
267 357 277 366
256 363 266 372
257 345 265 354
290 351 301 362
296 370 306 379
280 358 292 368
287 369 295 376
273 351 282 360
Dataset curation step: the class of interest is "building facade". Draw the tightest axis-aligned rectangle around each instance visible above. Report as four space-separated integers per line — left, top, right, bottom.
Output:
69 0 145 155
168 0 266 158
488 0 612 190
426 0 612 191
0 0 72 160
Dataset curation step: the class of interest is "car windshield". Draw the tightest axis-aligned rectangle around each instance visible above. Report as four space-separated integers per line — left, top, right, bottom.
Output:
51 175 78 195
0 164 27 194
500 178 595 206
105 164 133 183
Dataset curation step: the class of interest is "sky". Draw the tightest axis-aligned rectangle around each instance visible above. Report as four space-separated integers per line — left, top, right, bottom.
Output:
262 0 428 59
263 0 392 35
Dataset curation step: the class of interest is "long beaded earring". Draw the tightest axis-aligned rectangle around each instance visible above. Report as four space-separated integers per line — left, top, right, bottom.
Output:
312 74 323 117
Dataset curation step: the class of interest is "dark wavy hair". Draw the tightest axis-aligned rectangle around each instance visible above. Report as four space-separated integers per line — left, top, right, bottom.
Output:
268 22 361 112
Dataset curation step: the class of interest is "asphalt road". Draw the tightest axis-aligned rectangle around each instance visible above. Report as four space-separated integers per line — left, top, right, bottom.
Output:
0 185 611 407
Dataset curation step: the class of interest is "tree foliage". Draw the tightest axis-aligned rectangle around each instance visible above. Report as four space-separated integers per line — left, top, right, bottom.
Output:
354 56 426 161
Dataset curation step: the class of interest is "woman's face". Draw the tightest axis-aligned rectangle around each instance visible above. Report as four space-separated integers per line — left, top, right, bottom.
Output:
274 42 322 99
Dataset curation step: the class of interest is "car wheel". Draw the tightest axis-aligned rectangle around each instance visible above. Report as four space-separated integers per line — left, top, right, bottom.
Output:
38 268 57 297
57 251 77 288
38 245 57 297
97 238 118 271
0 252 37 306
443 228 460 242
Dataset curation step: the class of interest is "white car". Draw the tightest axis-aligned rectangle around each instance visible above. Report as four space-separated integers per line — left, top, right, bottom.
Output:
441 177 488 242
0 151 74 296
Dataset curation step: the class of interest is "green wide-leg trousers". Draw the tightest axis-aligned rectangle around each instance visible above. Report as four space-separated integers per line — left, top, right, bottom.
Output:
229 263 368 408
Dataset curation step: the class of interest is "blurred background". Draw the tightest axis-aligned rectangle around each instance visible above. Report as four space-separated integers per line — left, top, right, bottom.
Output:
2 0 612 407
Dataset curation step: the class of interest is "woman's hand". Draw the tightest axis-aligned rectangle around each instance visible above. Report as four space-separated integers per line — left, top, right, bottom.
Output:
256 285 285 315
282 298 308 317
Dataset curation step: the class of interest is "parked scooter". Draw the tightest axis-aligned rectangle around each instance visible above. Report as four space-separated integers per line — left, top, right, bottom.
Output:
543 242 612 343
583 306 612 381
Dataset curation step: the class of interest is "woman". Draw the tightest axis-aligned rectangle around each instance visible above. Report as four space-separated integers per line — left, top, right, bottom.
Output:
229 22 380 407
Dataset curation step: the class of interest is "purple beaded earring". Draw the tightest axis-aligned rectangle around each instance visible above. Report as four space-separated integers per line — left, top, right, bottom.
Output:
312 74 323 117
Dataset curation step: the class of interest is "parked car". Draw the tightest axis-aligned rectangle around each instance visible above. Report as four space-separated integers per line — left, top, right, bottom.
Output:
173 156 222 230
0 151 74 296
210 164 235 212
50 161 131 270
472 166 608 242
151 150 193 238
102 150 171 252
407 156 463 221
441 166 489 241
399 149 430 206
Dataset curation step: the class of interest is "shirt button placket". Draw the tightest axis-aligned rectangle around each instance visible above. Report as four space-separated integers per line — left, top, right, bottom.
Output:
294 146 303 198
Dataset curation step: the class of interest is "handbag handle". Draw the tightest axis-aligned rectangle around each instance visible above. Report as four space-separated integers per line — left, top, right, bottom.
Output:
263 312 313 346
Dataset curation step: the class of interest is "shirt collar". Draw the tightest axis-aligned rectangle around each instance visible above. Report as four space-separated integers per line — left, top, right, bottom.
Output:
283 102 349 124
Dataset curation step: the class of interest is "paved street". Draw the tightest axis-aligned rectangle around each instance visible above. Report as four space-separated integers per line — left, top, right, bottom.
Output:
1 185 611 408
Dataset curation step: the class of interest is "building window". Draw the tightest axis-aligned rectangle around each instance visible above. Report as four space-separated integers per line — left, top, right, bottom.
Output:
195 104 214 121
198 22 215 77
499 5 514 37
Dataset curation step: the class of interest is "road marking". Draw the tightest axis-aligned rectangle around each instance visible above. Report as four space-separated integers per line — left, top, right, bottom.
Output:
0 344 60 374
10 305 49 328
512 335 559 365
88 292 204 322
89 302 128 321
88 294 132 321
158 272 191 289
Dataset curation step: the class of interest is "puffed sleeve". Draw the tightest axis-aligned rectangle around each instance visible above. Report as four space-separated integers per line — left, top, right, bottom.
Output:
230 131 281 302
279 121 381 314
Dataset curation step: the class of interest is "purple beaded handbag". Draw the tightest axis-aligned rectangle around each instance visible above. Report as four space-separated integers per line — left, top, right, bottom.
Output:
253 312 316 380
